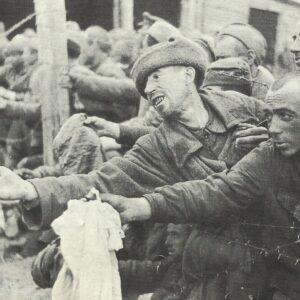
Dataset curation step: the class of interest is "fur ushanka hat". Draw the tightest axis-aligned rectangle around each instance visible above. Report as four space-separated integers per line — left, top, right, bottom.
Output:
131 35 209 98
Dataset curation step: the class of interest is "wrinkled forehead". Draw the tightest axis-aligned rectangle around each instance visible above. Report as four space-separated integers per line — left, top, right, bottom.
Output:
167 223 191 234
266 80 300 109
265 92 284 107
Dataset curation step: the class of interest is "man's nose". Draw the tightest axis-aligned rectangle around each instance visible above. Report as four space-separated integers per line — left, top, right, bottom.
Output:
269 117 283 135
144 79 155 97
165 236 171 247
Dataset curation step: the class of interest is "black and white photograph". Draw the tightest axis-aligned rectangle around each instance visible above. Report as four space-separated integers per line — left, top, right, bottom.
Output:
0 0 300 299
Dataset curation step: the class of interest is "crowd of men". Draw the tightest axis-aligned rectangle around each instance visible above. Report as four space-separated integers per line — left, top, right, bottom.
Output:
0 10 300 300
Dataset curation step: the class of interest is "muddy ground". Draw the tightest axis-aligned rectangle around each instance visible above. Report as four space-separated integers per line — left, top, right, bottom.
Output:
0 256 51 300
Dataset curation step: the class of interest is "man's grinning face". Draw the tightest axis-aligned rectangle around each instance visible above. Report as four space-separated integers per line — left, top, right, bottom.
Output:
144 66 191 118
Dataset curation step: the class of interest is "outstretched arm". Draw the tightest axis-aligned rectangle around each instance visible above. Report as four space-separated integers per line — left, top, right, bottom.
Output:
102 141 274 224
84 116 155 147
0 132 176 230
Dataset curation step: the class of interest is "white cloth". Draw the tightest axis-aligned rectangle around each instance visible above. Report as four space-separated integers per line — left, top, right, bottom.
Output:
51 189 123 300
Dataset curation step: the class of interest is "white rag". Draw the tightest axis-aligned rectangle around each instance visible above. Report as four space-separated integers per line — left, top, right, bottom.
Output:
51 189 123 300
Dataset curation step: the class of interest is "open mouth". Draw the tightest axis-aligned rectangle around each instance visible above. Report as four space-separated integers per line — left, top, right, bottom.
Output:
294 54 300 65
274 141 288 148
151 95 165 108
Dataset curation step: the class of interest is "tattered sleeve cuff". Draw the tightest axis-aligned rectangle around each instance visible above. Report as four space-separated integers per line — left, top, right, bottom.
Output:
117 124 134 146
22 179 62 231
143 193 168 223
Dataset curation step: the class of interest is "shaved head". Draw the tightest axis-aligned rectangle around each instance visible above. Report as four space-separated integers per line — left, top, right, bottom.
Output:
269 72 300 91
266 72 300 157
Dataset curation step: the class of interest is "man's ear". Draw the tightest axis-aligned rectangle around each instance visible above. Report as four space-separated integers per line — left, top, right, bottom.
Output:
247 49 256 66
185 67 196 83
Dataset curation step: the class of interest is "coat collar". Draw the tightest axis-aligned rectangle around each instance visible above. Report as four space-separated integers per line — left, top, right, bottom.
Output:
199 89 262 129
160 89 263 167
160 120 203 167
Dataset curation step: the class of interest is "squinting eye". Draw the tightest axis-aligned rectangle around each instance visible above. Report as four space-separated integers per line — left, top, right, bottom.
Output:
152 74 159 80
279 112 293 121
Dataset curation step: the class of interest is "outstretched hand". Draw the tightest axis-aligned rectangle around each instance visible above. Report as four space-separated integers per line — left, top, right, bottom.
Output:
100 194 152 223
15 168 42 180
84 117 120 139
0 167 38 202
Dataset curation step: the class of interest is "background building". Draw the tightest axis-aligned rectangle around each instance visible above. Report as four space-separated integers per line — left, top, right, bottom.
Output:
0 0 298 70
180 0 300 67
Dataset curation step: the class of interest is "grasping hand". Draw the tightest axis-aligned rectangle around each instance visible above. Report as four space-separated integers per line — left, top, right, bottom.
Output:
100 193 152 223
14 168 42 180
84 116 120 139
0 167 38 202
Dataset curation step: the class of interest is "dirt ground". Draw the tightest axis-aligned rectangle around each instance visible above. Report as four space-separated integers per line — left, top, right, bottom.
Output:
0 256 152 300
0 233 151 300
0 256 51 300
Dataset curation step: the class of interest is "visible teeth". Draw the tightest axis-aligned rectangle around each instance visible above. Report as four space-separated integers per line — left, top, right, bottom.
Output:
153 96 164 106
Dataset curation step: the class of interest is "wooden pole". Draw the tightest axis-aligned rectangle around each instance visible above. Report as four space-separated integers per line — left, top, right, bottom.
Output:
113 0 121 28
34 0 70 166
180 0 196 29
120 0 134 30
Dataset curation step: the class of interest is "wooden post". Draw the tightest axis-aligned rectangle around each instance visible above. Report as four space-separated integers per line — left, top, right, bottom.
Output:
113 0 121 28
120 0 134 30
34 0 70 166
180 0 196 29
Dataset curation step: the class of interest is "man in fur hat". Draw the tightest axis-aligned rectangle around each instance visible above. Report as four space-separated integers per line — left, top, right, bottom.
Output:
0 36 268 299
105 71 300 300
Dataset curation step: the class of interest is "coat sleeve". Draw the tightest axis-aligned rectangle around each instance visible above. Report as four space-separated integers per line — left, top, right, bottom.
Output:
35 165 64 178
117 124 155 146
23 132 175 230
144 141 274 224
73 73 140 105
